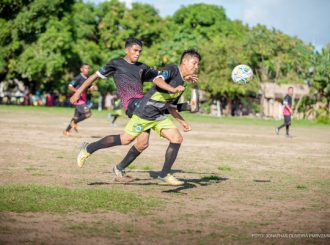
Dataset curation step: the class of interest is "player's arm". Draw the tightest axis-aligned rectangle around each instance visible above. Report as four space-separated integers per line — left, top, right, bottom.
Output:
153 77 185 93
283 98 293 114
167 106 191 132
68 84 77 93
70 73 99 104
285 104 293 114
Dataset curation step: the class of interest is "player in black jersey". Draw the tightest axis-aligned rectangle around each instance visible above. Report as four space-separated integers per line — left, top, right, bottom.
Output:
71 37 188 180
64 63 97 136
76 49 201 185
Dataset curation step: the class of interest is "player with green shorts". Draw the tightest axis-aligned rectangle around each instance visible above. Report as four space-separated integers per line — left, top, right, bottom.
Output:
76 49 201 186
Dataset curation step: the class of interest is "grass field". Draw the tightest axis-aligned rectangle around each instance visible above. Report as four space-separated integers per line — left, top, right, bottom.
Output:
0 105 329 245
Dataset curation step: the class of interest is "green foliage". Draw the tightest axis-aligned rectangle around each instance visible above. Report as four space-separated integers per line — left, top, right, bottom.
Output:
0 0 328 115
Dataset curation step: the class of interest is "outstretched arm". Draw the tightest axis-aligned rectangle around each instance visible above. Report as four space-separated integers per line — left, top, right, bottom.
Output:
70 73 99 104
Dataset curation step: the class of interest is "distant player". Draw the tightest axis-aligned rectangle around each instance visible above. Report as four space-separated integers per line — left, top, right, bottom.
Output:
275 86 294 137
109 93 123 127
75 49 201 186
64 63 97 136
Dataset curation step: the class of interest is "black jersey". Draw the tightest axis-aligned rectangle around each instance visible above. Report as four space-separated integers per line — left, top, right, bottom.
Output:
283 94 292 107
134 64 184 120
96 58 158 111
69 73 88 105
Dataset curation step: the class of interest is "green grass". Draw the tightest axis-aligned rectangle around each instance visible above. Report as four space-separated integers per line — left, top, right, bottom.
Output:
218 164 232 171
296 184 307 189
1 105 328 126
0 184 161 213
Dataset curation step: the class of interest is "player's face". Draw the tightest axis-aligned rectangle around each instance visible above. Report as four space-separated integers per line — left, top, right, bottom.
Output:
288 88 294 96
183 56 199 76
80 65 90 76
125 44 142 63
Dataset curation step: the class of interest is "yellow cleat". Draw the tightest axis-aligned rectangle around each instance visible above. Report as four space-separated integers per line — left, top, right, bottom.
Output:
77 142 91 168
158 174 184 186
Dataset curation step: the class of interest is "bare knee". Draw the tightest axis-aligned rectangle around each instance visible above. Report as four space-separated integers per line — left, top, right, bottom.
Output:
170 134 183 144
135 141 149 152
85 112 92 118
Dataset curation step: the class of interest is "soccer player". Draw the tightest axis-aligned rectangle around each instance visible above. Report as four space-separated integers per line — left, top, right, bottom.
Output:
76 49 201 186
64 63 97 136
70 37 187 179
275 86 294 137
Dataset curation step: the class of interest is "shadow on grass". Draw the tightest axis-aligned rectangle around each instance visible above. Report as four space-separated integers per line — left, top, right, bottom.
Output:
88 169 229 194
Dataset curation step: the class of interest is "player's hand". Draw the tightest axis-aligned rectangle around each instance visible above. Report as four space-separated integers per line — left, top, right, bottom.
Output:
90 85 98 91
181 121 191 132
70 93 80 104
185 74 198 83
174 85 185 93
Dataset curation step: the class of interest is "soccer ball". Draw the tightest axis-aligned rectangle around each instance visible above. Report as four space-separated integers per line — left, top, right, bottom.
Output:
231 64 253 84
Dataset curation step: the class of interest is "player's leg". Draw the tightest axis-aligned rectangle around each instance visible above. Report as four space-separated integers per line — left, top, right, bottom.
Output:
285 116 291 136
115 130 150 172
77 132 136 168
64 108 79 135
275 118 286 135
154 119 184 185
112 116 153 178
75 104 92 124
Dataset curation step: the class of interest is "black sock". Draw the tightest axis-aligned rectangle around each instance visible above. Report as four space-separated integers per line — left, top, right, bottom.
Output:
116 145 141 171
160 143 181 178
278 124 285 130
65 119 75 132
86 135 121 154
112 115 118 124
286 125 290 135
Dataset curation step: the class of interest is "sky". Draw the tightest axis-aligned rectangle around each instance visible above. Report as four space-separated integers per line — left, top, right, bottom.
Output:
89 0 330 50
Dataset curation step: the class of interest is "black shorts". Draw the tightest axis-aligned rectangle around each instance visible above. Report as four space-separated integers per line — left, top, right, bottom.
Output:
126 98 143 118
75 103 90 115
284 115 291 125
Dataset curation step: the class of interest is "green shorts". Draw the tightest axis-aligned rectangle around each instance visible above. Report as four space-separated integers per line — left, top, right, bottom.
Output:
125 115 176 137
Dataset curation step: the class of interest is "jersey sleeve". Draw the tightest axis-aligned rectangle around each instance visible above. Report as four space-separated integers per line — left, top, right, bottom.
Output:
154 64 177 83
69 75 80 87
96 59 116 79
283 95 289 105
141 66 159 82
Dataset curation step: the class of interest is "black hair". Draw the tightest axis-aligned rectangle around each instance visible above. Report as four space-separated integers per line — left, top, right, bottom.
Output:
180 49 201 64
80 63 89 68
125 37 143 48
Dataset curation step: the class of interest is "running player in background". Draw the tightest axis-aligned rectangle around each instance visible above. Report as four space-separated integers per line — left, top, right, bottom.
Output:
64 63 97 136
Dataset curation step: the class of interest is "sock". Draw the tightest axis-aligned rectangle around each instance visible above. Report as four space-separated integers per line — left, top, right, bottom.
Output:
286 125 290 135
65 119 74 132
86 135 121 154
112 115 118 124
278 124 285 130
116 145 141 171
160 143 181 178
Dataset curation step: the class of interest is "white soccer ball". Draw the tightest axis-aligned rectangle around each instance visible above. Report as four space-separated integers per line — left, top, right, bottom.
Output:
231 64 253 84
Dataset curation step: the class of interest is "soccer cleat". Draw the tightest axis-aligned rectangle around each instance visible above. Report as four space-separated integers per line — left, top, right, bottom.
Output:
77 142 91 168
63 131 70 137
113 166 134 181
158 174 184 186
275 127 279 135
